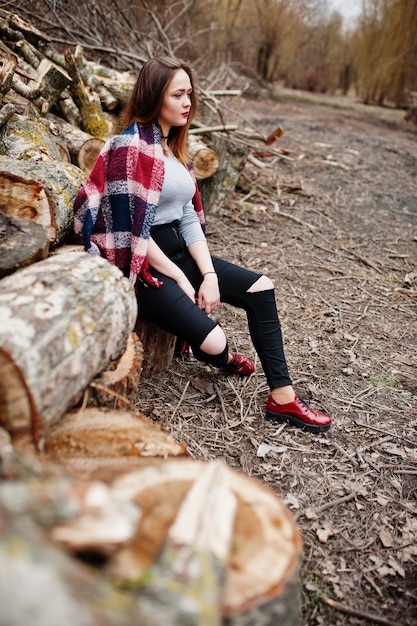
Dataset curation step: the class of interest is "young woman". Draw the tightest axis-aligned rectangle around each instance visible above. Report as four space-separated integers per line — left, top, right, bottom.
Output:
74 56 332 434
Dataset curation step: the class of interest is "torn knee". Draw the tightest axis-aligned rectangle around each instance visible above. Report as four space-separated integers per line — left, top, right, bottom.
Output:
247 274 274 293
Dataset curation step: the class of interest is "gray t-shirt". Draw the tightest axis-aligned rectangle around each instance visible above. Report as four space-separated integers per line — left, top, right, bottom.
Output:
152 152 206 246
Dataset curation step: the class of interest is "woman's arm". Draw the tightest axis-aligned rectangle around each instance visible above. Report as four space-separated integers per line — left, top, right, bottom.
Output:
147 237 196 302
187 240 220 314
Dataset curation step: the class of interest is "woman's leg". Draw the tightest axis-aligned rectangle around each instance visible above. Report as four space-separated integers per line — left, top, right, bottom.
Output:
212 257 332 433
212 257 292 390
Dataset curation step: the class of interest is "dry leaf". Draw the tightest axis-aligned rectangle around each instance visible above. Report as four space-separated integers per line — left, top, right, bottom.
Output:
257 442 288 457
284 493 300 510
317 527 334 543
379 528 393 548
388 557 405 577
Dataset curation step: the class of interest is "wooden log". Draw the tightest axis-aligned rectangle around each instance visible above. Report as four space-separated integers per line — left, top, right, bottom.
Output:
56 88 82 127
0 212 49 278
0 102 15 129
44 407 187 461
199 135 247 214
0 251 137 448
109 459 302 625
188 134 220 180
0 48 18 97
46 113 105 172
31 57 72 111
6 10 50 46
74 46 118 112
64 48 108 138
0 113 63 161
89 333 143 408
134 461 237 625
0 501 140 626
0 155 87 244
134 317 176 379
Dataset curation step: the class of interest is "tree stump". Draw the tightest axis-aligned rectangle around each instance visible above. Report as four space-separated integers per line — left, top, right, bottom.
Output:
135 317 176 379
0 251 137 447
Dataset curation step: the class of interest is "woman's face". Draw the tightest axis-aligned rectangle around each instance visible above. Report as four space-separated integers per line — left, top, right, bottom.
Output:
158 69 192 135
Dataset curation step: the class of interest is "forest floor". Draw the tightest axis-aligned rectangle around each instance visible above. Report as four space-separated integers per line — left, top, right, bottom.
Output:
137 88 417 626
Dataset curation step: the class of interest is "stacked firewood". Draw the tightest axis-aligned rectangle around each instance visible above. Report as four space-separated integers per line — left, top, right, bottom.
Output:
0 8 302 625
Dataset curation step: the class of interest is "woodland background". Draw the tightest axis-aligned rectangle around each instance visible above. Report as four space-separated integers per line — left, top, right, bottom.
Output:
6 0 417 111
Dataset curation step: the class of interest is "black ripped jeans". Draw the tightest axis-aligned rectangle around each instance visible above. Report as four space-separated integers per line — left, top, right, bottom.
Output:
135 222 292 390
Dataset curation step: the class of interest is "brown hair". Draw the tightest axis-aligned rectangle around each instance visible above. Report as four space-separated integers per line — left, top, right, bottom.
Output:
120 56 197 165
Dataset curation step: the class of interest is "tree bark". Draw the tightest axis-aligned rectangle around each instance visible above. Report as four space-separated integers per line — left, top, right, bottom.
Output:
0 155 87 244
47 113 105 172
64 48 108 138
135 317 176 379
0 113 63 161
31 57 72 111
0 212 49 278
0 501 140 626
0 251 137 448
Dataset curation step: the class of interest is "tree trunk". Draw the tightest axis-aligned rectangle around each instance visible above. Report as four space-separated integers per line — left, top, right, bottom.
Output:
0 155 87 244
0 500 140 626
133 461 237 625
199 135 247 214
0 251 137 448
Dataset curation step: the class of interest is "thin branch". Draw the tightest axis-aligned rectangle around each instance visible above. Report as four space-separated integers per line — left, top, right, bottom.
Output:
319 596 401 626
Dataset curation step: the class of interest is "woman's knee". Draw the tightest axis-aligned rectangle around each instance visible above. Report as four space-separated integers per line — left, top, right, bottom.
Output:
247 274 274 292
199 324 227 355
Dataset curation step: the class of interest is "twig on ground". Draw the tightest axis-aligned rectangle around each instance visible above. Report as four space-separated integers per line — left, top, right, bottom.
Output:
319 595 401 626
171 380 190 419
272 202 317 231
313 493 356 514
214 383 228 421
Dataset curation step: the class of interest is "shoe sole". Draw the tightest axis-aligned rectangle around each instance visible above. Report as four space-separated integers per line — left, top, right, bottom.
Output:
265 410 331 434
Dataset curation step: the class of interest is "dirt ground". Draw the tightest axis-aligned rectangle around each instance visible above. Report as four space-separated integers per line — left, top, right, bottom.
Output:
137 90 417 626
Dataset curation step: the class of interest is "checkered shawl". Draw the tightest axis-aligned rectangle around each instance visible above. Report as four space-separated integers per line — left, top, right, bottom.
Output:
73 122 205 288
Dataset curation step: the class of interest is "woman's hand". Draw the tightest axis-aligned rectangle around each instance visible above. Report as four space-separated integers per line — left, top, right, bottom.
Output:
197 273 220 314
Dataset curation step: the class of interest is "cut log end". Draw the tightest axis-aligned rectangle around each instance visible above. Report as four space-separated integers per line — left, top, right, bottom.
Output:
108 460 302 622
77 137 105 173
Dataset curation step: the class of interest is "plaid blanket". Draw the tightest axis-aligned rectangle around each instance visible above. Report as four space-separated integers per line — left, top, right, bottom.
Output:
73 122 205 287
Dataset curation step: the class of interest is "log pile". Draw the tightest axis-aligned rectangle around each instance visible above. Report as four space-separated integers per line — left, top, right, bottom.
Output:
0 8 302 625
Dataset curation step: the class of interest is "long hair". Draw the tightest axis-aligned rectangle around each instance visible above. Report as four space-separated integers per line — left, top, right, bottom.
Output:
120 56 197 165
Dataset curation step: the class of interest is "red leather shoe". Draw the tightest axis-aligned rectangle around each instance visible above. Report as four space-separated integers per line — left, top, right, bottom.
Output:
266 394 331 434
223 353 255 376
